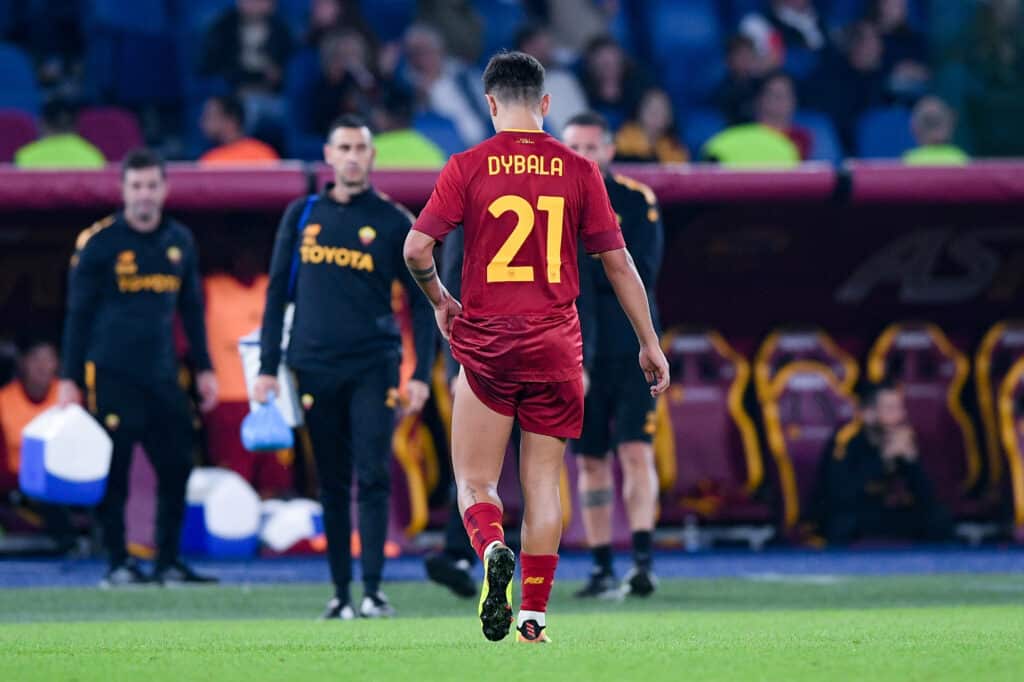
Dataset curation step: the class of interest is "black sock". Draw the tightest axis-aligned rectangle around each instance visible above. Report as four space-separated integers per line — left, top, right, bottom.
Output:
591 544 614 575
335 585 351 605
632 531 652 569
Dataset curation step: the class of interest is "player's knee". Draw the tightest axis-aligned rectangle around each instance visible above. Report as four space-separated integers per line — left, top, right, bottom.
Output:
577 455 610 479
618 442 654 476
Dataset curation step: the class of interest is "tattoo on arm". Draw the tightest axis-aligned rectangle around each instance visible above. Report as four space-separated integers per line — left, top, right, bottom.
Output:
581 488 614 508
410 264 436 283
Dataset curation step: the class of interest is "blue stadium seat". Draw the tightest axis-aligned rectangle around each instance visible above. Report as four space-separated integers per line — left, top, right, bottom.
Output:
793 109 844 163
646 0 724 106
784 47 821 81
826 0 868 30
85 0 168 33
413 111 465 158
856 106 916 158
683 107 727 156
360 0 414 43
473 0 526 65
0 42 40 114
277 0 311 39
284 48 326 161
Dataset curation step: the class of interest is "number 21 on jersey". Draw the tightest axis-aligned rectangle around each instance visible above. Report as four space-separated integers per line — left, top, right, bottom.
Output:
486 194 565 284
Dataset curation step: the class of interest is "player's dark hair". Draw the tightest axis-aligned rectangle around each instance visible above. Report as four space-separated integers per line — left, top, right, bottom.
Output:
15 331 57 356
858 377 900 408
211 94 245 127
326 113 371 140
482 50 545 105
564 111 610 134
121 148 166 179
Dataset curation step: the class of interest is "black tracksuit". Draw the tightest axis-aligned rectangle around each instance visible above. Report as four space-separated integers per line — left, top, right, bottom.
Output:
260 184 436 602
61 213 212 569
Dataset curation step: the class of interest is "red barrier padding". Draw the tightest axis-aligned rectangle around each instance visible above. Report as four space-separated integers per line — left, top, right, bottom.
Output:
848 161 1024 204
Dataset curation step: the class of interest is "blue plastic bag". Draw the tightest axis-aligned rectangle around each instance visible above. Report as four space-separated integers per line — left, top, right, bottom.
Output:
241 392 294 451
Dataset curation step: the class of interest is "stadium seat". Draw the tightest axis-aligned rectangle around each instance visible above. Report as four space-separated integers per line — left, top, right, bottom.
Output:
645 0 725 104
857 106 916 159
86 0 169 33
77 107 144 162
473 0 526 67
656 330 773 527
783 47 821 81
0 109 38 163
762 360 857 532
284 48 325 160
975 321 1024 497
867 322 986 517
683 108 727 157
754 327 859 404
793 109 844 163
360 0 414 43
0 42 41 115
413 111 465 158
997 356 1024 541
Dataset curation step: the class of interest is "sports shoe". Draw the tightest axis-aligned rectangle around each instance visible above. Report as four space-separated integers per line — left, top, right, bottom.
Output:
425 552 476 598
99 559 151 588
573 569 621 600
620 565 657 598
153 560 219 586
321 598 357 621
360 592 397 618
478 542 515 642
516 619 551 644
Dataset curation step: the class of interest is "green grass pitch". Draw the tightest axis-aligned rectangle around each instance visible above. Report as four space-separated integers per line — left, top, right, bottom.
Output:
2 574 1023 681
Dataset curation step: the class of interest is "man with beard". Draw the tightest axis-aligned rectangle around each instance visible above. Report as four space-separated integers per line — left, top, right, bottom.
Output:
254 114 436 620
59 149 220 586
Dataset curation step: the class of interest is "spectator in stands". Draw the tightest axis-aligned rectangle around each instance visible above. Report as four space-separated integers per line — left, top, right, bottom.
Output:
867 0 930 98
541 0 617 55
371 88 446 169
203 245 292 498
815 21 889 152
310 29 391 136
614 89 687 163
965 0 1024 157
415 0 483 64
199 94 280 165
14 99 105 169
515 24 587 134
398 23 489 146
712 35 771 124
581 35 654 131
701 121 801 167
24 0 84 89
0 337 75 551
304 0 375 50
754 72 813 161
815 379 952 546
903 96 969 165
741 0 829 68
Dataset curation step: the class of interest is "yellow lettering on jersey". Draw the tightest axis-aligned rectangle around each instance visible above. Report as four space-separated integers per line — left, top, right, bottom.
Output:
117 274 182 293
486 154 564 177
300 244 375 272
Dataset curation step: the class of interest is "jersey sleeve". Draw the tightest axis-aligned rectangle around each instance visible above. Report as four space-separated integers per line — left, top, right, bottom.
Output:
412 156 464 242
579 160 626 254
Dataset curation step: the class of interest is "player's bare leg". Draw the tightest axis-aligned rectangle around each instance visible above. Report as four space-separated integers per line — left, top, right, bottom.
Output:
618 440 658 597
574 454 620 598
450 370 516 641
515 429 566 643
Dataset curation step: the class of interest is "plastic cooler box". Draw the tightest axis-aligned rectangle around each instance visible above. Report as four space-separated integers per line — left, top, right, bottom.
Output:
181 468 262 558
19 405 112 505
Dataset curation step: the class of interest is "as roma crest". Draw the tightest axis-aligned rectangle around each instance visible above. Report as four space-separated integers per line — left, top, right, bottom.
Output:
358 226 377 246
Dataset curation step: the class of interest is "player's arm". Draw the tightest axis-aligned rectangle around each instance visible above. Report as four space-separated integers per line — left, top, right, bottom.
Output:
177 234 217 412
254 200 302 401
58 232 105 405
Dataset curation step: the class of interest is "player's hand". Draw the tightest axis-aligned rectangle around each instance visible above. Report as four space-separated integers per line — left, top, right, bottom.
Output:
639 343 670 396
253 374 279 405
57 380 82 408
434 292 463 341
196 370 219 413
404 379 430 414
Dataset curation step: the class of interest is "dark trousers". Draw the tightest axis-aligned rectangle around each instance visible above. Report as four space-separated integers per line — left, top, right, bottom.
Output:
296 363 398 602
88 368 193 569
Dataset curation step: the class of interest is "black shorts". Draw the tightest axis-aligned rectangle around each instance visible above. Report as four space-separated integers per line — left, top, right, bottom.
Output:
574 355 657 458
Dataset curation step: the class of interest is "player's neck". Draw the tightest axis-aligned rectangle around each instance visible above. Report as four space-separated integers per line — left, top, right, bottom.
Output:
330 180 369 204
494 111 544 134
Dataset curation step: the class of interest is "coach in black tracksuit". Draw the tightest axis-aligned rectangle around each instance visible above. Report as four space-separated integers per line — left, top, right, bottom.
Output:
255 115 436 620
59 149 219 587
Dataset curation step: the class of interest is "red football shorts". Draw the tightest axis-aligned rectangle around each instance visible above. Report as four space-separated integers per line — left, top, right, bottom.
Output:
462 366 584 439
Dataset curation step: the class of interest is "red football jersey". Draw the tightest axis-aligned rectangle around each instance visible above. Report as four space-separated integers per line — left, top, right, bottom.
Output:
413 129 625 382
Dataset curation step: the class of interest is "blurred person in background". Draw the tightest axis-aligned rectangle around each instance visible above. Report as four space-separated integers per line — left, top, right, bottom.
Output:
399 23 489 146
867 0 930 98
515 23 587 135
371 88 446 169
965 0 1024 156
15 98 104 169
59 149 218 587
304 0 375 51
903 96 969 165
415 0 483 64
541 0 617 56
741 0 829 68
753 72 813 161
712 35 771 124
311 29 390 136
815 379 952 546
581 35 653 130
199 94 279 165
614 89 688 163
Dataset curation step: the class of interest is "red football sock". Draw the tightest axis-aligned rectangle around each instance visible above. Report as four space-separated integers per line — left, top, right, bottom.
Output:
462 502 505 562
520 553 559 613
